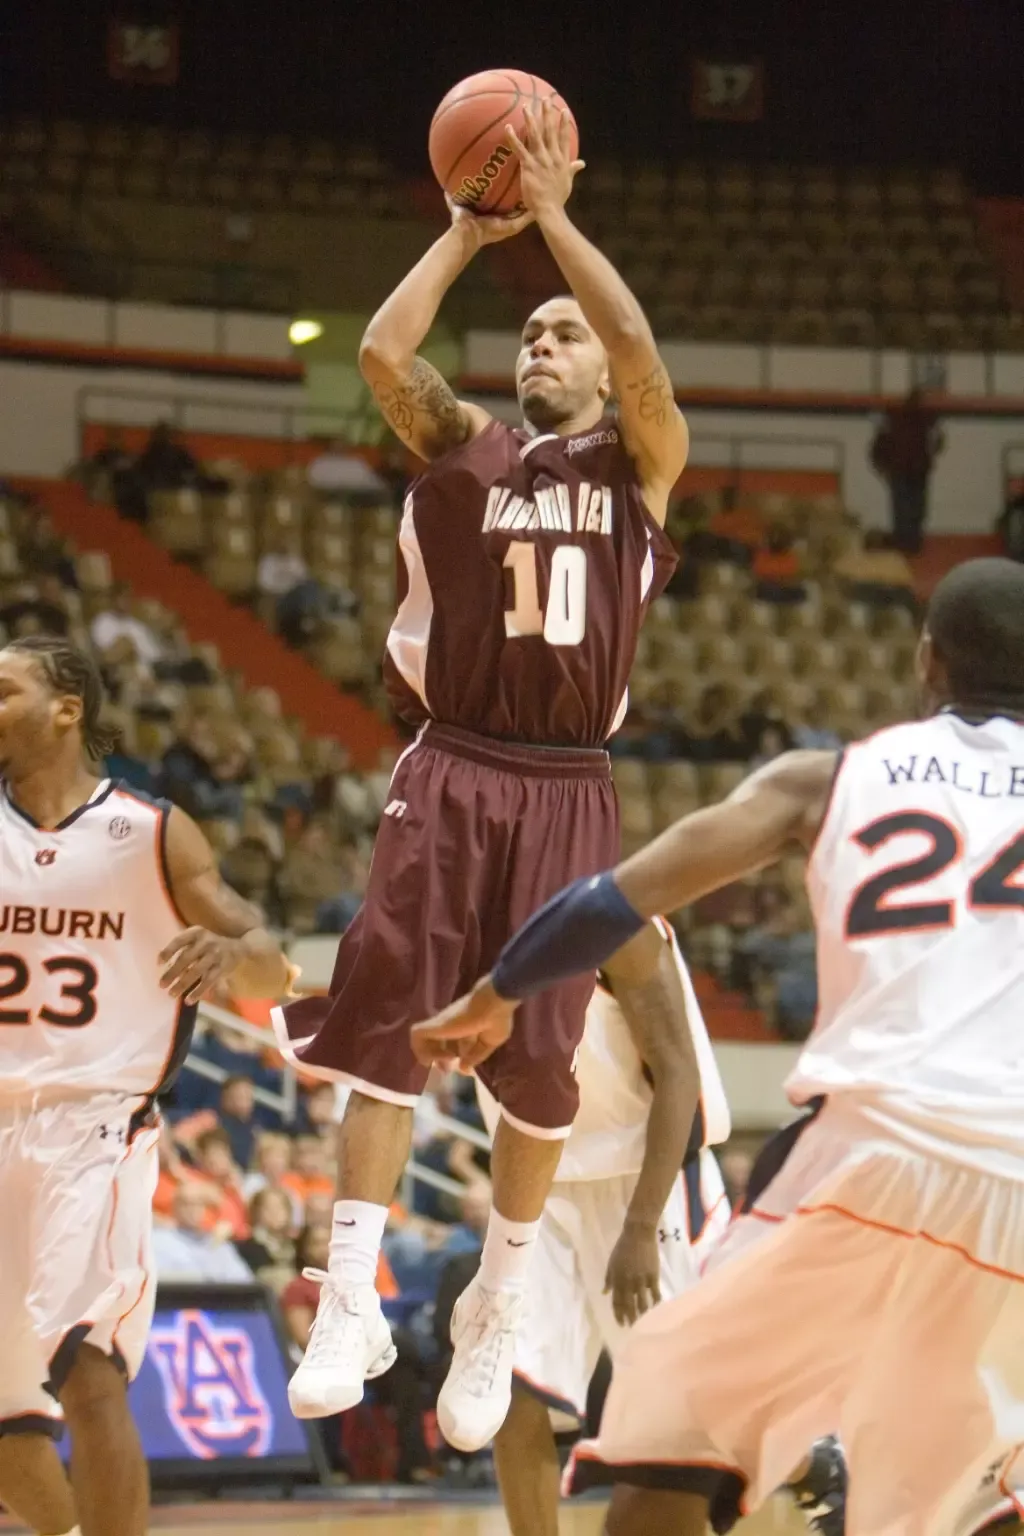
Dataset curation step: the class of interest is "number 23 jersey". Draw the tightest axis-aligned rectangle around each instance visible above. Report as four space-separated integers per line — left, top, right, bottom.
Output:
795 711 1024 1167
384 419 678 746
0 779 194 1105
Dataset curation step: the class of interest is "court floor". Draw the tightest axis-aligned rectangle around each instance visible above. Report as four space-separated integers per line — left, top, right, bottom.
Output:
136 1494 807 1535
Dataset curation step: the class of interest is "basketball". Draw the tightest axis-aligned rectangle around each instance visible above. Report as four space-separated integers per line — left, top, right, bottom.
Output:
429 69 579 216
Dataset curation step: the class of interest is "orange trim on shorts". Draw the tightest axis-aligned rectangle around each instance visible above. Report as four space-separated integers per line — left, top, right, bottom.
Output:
797 1201 1024 1284
692 1190 729 1243
999 1446 1024 1518
747 1205 786 1224
572 1438 751 1505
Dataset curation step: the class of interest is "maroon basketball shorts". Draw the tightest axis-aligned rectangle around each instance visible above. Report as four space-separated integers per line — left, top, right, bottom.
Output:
273 723 619 1137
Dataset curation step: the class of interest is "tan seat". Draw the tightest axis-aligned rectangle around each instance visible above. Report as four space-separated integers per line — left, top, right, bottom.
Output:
76 550 113 593
150 489 205 557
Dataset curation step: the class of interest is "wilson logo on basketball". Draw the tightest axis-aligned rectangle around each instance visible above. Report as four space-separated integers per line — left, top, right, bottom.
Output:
34 850 57 866
148 1309 272 1459
452 144 519 210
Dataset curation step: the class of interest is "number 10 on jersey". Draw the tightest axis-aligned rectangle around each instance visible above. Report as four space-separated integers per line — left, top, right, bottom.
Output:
504 541 588 646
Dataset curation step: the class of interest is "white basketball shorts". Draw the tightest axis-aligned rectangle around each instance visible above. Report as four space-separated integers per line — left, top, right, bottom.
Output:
0 1090 159 1434
567 1097 1024 1536
515 1148 729 1427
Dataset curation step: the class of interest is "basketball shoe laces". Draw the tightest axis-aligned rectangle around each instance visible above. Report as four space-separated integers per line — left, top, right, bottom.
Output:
301 1267 376 1367
455 1285 522 1396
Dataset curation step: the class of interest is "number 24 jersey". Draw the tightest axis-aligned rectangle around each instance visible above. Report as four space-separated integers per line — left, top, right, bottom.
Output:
796 711 1024 1168
0 779 193 1105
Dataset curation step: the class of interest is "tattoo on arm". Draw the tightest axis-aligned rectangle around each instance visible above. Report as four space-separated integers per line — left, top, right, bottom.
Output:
372 358 467 449
625 364 675 428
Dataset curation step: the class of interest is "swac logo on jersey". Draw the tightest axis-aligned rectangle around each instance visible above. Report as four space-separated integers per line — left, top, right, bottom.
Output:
148 1309 272 1459
34 849 57 866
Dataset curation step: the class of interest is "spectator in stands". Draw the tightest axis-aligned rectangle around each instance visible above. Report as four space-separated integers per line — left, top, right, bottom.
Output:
870 387 945 553
738 897 818 1041
257 530 310 607
281 1133 335 1209
220 833 283 921
306 434 389 499
297 1080 342 1136
151 1183 255 1283
152 1123 220 1227
135 421 203 493
314 844 368 935
234 1187 297 1293
214 1074 259 1168
688 485 762 566
675 684 749 763
0 574 73 638
752 522 806 604
190 1127 250 1237
241 1130 297 1208
20 509 77 588
90 583 164 670
834 529 917 610
997 489 1024 564
278 818 348 933
749 719 795 770
160 714 250 822
791 702 843 753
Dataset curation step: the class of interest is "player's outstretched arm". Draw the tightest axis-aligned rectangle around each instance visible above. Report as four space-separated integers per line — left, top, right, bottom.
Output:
359 204 528 462
601 922 700 1326
159 807 296 1002
508 101 688 523
409 750 837 1069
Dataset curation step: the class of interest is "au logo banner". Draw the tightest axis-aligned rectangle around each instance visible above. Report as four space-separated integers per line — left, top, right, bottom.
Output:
148 1309 272 1458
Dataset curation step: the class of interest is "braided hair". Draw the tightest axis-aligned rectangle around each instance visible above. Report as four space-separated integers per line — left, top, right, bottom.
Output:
6 635 121 760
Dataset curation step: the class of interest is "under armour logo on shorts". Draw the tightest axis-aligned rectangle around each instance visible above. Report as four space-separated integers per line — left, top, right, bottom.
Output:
658 1226 683 1244
383 799 407 819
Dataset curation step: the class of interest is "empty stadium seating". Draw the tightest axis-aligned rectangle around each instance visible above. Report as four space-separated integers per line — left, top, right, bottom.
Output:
2 119 1020 348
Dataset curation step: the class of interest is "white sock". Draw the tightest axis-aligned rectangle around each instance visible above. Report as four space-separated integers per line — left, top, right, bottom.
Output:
478 1208 541 1294
328 1199 389 1289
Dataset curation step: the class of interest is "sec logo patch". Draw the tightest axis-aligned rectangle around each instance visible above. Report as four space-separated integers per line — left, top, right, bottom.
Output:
108 816 131 841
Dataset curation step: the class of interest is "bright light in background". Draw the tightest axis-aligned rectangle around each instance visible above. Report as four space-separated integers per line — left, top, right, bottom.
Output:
289 319 323 346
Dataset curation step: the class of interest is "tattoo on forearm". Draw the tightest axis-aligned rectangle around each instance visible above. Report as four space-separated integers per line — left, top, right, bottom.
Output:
373 358 466 447
627 364 675 428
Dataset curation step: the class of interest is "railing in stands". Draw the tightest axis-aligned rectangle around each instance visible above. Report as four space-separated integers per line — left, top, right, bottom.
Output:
186 1001 490 1200
77 384 374 454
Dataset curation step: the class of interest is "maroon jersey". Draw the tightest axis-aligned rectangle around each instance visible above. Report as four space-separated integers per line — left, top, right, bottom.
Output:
384 419 677 746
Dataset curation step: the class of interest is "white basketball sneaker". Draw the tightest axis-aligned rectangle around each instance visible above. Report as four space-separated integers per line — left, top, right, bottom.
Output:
437 1278 523 1452
287 1270 396 1419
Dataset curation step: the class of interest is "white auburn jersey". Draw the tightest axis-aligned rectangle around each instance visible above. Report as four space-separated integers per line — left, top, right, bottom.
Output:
794 711 1024 1172
0 778 193 1108
479 919 731 1182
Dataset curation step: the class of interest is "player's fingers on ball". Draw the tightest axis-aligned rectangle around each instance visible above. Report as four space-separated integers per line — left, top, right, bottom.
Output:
506 124 525 155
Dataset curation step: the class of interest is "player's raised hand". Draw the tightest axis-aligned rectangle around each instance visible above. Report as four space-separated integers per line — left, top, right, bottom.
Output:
506 100 585 220
159 927 246 1005
409 977 516 1072
447 195 534 248
604 1222 662 1327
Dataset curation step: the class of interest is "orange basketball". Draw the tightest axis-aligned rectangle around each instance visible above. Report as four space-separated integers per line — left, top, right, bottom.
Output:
429 69 578 216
